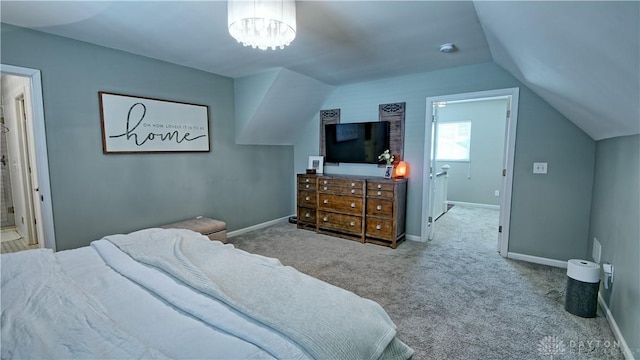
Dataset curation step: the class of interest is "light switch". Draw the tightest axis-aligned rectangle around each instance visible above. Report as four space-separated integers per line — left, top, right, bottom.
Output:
533 162 548 174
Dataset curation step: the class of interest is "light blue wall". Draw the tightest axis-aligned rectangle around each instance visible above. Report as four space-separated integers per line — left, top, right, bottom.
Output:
1 24 294 250
234 69 279 141
508 86 595 260
294 62 595 261
588 135 639 355
436 99 508 206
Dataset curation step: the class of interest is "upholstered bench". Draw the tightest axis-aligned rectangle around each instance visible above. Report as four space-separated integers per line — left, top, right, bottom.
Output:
159 216 227 243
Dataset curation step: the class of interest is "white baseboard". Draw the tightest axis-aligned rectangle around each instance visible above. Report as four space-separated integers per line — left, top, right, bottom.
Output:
227 215 291 238
405 234 422 242
506 252 568 268
228 217 426 245
598 292 635 360
448 201 500 210
500 253 634 358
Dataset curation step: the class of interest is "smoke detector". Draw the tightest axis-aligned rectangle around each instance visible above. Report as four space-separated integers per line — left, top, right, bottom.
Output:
439 43 457 53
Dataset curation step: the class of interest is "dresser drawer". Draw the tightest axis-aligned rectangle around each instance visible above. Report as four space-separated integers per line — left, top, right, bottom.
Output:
298 182 316 191
318 178 364 195
297 191 317 208
367 189 393 199
317 211 363 235
366 198 393 217
297 207 316 225
319 178 364 188
319 186 364 196
298 175 317 184
367 181 394 192
366 218 393 240
367 183 394 199
317 194 363 214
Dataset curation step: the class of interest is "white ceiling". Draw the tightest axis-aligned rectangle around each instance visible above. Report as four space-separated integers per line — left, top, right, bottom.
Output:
2 1 638 140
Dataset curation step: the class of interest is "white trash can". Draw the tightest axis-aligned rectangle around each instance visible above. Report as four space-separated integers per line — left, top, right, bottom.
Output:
565 259 600 318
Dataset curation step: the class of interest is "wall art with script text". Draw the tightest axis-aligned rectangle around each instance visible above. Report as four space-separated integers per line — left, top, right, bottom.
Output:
99 92 210 153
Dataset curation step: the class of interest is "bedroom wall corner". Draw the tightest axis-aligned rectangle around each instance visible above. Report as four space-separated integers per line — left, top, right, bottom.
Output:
1 23 295 250
588 134 640 358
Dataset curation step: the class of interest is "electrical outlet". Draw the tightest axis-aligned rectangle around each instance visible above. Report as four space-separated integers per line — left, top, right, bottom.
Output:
533 162 548 174
592 237 601 263
494 190 500 197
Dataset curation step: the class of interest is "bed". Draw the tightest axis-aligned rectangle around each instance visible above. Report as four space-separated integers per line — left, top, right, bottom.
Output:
1 228 413 359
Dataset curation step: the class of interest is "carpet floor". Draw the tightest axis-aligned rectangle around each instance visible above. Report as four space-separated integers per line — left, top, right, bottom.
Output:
228 205 623 359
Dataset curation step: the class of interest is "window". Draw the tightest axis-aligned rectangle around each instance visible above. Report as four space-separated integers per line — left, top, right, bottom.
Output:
436 121 471 161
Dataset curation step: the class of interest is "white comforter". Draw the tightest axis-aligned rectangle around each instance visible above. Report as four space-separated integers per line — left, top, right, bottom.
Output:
1 228 413 360
91 238 307 359
1 247 293 359
1 249 167 359
103 228 413 360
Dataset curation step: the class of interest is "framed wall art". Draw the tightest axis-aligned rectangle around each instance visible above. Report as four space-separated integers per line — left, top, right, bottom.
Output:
308 156 324 174
99 92 210 154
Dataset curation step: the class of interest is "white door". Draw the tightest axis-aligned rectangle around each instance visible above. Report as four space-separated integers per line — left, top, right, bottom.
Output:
426 102 441 240
16 94 42 246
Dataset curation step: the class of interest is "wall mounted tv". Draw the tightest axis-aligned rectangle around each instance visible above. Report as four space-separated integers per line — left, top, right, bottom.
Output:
325 121 390 164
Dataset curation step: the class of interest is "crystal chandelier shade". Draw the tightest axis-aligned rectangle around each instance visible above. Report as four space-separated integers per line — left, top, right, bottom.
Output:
228 0 297 50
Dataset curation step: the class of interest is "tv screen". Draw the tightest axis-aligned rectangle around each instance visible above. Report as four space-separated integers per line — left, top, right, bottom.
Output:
325 121 390 164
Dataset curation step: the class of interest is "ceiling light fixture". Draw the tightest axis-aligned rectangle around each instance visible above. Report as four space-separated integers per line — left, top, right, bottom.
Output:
228 0 296 51
439 43 457 53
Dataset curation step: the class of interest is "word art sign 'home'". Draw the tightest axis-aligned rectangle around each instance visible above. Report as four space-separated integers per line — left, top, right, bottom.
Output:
99 92 210 153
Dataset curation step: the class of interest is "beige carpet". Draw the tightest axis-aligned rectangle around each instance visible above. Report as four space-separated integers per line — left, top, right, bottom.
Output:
229 205 623 359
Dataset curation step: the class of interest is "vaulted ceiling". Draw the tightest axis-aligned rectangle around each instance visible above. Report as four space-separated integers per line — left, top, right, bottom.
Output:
2 1 638 141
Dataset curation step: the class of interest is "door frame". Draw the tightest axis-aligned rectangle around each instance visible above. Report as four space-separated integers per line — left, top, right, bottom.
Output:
1 64 56 251
421 87 519 257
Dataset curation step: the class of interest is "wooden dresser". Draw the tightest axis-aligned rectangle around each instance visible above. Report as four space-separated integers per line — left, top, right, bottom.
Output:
297 174 407 248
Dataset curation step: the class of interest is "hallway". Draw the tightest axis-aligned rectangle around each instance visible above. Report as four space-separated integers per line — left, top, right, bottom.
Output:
1 229 37 254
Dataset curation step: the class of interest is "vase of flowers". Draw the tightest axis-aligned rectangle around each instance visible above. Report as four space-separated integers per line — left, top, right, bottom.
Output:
378 149 394 178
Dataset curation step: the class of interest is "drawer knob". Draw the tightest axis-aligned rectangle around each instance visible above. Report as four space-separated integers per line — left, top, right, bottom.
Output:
377 191 382 196
376 224 382 230
350 221 355 226
376 205 382 210
323 180 328 185
351 182 355 186
377 184 382 189
305 213 310 218
324 186 328 191
305 179 310 183
323 199 329 204
305 184 310 189
351 189 356 194
323 217 328 222
350 203 355 208
305 196 310 201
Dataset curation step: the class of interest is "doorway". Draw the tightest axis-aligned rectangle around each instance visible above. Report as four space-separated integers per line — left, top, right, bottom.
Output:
0 65 56 251
421 88 519 257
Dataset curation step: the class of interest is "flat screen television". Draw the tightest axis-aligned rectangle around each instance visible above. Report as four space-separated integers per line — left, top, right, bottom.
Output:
325 121 390 164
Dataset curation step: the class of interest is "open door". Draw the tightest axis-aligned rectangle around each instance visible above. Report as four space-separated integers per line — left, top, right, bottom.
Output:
422 88 519 257
426 102 441 240
15 93 41 246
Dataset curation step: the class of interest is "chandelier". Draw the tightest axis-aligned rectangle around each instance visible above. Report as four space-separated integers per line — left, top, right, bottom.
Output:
228 0 297 50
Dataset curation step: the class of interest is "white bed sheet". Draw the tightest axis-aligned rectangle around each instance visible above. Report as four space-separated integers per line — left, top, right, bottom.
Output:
55 245 282 359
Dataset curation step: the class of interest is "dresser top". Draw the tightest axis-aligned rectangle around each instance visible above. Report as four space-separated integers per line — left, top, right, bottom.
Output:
298 173 407 184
